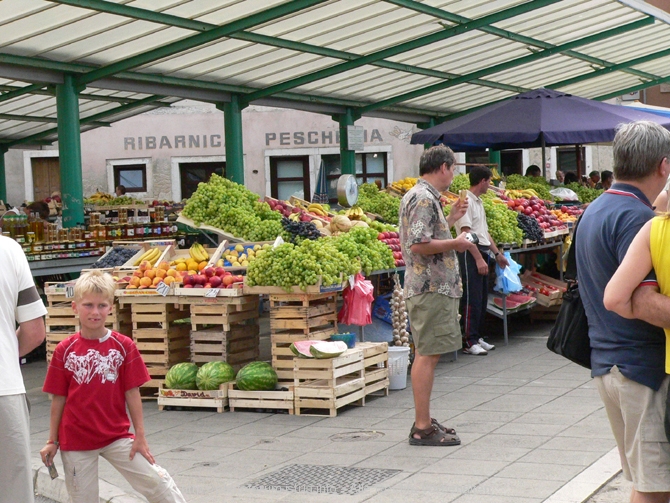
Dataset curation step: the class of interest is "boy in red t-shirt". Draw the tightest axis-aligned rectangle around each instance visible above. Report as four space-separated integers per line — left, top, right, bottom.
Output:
40 271 185 503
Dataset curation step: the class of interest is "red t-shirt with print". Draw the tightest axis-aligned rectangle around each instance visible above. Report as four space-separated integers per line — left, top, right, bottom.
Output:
43 331 150 451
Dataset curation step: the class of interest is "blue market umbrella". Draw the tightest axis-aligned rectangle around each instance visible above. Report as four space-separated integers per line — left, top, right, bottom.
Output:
312 159 329 204
411 88 670 150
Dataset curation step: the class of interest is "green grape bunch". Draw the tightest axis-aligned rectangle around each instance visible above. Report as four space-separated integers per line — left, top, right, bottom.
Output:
331 227 395 275
448 174 470 193
481 193 524 245
181 174 283 241
505 174 554 201
357 183 401 224
565 183 603 203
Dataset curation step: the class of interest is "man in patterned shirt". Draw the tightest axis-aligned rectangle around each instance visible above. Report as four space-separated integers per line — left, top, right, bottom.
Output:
400 145 484 446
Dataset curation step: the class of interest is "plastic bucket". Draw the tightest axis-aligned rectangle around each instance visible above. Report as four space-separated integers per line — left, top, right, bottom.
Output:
388 346 410 390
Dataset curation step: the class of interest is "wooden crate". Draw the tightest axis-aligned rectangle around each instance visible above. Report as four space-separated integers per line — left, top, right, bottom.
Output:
131 303 191 368
227 382 294 414
190 322 260 370
45 330 73 363
46 303 79 332
131 302 190 331
141 366 170 400
157 383 228 413
107 303 132 333
530 303 562 322
269 292 338 340
294 348 365 416
358 342 389 402
189 295 259 332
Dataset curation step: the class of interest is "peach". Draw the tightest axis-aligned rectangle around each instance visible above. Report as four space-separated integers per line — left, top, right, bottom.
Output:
132 270 143 278
139 260 151 272
144 269 156 279
155 269 167 279
166 269 178 278
126 284 138 289
152 277 163 286
158 261 170 271
139 277 152 287
130 277 141 287
163 276 175 285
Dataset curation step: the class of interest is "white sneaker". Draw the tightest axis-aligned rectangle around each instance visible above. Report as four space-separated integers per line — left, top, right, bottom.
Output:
478 338 495 351
464 344 488 355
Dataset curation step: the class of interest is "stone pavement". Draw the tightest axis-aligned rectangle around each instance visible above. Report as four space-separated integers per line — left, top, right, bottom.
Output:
26 317 623 503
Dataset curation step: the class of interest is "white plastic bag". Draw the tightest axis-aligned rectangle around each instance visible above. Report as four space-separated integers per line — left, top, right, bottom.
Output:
549 187 579 201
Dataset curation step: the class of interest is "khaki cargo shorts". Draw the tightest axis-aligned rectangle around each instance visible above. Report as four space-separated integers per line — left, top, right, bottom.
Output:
406 292 462 356
596 366 670 493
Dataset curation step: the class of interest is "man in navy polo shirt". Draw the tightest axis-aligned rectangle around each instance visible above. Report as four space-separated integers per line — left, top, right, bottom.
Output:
576 121 670 503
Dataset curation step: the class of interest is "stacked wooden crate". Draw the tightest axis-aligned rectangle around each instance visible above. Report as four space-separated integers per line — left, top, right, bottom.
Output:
189 295 260 371
269 292 339 382
357 342 390 403
293 348 365 416
227 382 294 414
128 300 191 397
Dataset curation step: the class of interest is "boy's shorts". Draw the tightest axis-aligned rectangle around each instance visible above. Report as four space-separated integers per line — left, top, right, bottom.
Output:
596 366 670 493
406 292 462 356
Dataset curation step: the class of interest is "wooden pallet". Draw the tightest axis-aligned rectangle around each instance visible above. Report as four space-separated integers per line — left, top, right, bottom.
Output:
140 365 170 400
131 303 190 331
157 383 228 413
294 348 365 416
190 322 260 369
189 296 259 332
358 342 389 402
269 292 338 339
227 382 294 414
133 327 191 365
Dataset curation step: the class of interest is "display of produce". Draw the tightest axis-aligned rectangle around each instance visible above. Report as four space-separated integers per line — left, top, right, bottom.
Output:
195 361 236 390
517 213 544 241
505 174 554 201
480 193 525 244
565 183 604 203
281 218 321 243
309 340 348 359
388 177 418 194
290 340 320 358
127 261 181 289
181 174 283 241
332 227 395 275
357 183 400 223
89 246 139 269
266 198 332 223
377 231 404 267
500 193 567 232
182 267 243 289
448 174 471 193
84 191 142 206
132 247 163 266
235 361 278 391
219 242 270 268
391 274 410 347
246 239 358 291
165 362 199 390
550 206 583 223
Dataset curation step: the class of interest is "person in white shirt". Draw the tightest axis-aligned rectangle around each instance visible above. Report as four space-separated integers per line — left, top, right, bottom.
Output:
455 166 509 355
0 235 47 503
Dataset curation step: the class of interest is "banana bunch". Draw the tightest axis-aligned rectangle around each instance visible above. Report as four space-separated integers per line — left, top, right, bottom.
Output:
85 190 114 204
288 213 301 222
344 206 365 220
189 243 209 262
306 203 328 216
491 199 508 205
389 177 418 193
505 188 539 199
491 168 502 181
133 247 161 266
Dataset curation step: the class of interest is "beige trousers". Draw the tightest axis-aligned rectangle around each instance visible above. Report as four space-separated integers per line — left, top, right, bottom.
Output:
0 394 33 503
60 438 186 503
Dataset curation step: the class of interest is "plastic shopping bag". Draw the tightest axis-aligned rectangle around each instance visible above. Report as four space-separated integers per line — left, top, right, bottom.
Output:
494 251 523 294
338 273 375 326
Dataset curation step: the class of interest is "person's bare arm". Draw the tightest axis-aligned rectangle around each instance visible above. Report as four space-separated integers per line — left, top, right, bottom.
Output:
39 394 65 466
16 316 45 357
653 189 669 213
126 387 155 464
604 222 652 319
410 232 478 257
629 285 670 328
458 225 488 275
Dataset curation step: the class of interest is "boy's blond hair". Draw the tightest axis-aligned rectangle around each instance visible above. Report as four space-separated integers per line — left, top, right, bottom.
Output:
74 270 116 303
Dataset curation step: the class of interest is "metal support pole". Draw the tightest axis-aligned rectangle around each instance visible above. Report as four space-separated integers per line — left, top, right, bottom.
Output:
334 108 360 175
423 118 436 150
0 146 7 203
488 150 501 171
220 95 245 185
56 74 84 228
541 134 547 179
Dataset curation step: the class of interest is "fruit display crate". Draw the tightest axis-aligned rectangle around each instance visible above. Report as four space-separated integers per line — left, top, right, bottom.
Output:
190 322 260 369
358 342 390 402
530 303 562 322
268 292 339 341
243 279 346 295
117 239 176 271
45 330 73 363
226 382 294 414
142 365 170 400
157 383 228 413
189 295 260 332
293 348 365 417
44 282 74 306
45 303 79 332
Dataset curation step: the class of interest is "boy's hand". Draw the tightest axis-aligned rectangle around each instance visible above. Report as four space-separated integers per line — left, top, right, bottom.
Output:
40 444 58 466
130 435 155 465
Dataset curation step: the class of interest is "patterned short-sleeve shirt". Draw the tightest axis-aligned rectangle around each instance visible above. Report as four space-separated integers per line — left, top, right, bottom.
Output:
399 178 462 299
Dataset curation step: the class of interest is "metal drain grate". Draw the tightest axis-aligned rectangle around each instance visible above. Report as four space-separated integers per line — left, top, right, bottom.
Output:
243 464 400 495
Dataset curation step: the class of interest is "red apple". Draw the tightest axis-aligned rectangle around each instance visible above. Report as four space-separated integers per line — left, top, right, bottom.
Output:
203 267 215 278
184 284 194 288
209 276 222 288
183 275 195 286
214 267 226 277
194 284 204 288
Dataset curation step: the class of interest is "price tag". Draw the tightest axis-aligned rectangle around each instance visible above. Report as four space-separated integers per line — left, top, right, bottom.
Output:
205 288 220 298
156 281 170 297
65 286 74 299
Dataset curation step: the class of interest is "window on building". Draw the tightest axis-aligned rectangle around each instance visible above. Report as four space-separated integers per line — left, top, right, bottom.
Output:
179 162 225 200
270 156 310 201
322 153 388 203
557 146 586 178
113 164 147 193
500 150 522 176
465 151 489 167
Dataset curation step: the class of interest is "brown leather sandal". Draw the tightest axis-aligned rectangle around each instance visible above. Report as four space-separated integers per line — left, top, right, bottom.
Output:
432 418 458 436
409 423 461 446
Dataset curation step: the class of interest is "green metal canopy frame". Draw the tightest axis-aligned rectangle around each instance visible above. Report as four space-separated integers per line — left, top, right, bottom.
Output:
0 0 668 223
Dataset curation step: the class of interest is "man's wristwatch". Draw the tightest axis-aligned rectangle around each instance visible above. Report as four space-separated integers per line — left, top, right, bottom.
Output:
494 252 500 257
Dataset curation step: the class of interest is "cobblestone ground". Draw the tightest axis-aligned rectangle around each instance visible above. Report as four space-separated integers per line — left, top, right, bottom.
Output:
587 473 631 503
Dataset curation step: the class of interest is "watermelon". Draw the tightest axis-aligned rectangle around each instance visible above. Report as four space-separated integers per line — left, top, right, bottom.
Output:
165 362 199 390
196 361 235 390
236 361 278 391
289 340 319 358
309 341 348 359
507 293 535 306
493 297 522 310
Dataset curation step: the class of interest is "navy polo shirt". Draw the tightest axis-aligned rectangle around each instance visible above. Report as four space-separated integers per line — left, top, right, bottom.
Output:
575 183 665 391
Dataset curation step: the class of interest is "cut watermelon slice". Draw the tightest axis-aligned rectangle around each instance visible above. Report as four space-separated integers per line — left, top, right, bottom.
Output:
493 297 522 310
289 340 319 358
507 293 536 306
